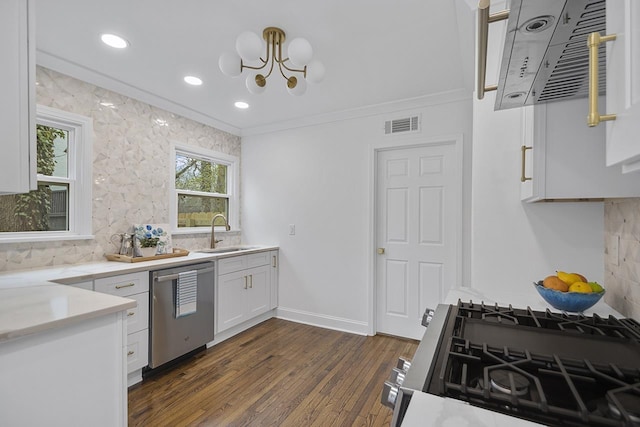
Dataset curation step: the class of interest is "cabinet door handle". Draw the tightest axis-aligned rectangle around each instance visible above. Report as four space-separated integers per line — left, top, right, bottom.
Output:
272 255 277 268
127 311 135 317
587 32 617 127
115 282 135 289
521 145 532 182
127 350 134 356
249 274 253 289
244 276 248 289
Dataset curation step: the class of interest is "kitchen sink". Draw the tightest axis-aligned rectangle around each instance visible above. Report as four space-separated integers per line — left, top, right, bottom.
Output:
196 246 261 254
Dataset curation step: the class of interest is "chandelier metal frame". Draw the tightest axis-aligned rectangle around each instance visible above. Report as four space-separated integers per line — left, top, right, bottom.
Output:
240 27 306 90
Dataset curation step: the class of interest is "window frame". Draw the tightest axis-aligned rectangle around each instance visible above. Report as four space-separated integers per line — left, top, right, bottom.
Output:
0 105 93 243
170 143 239 235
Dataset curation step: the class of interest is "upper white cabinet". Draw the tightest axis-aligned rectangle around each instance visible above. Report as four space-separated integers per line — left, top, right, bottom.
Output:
521 98 640 202
0 0 35 194
605 0 640 172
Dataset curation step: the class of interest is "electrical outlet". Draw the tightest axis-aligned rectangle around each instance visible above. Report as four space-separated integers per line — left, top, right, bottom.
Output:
289 224 295 236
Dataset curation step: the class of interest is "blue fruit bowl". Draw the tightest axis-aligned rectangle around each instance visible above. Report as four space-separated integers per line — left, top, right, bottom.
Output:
533 281 605 313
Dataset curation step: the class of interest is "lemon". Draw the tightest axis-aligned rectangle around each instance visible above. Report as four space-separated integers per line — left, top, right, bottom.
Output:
588 282 604 293
568 282 592 293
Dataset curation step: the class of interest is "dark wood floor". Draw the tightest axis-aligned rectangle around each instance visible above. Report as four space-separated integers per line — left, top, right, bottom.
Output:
128 318 418 426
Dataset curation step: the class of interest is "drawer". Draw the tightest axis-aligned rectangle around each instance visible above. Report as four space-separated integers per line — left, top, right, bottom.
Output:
218 255 248 275
247 251 270 268
95 271 149 297
126 329 148 373
125 292 149 334
68 280 93 291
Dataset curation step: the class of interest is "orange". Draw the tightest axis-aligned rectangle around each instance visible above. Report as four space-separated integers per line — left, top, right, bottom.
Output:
543 276 569 292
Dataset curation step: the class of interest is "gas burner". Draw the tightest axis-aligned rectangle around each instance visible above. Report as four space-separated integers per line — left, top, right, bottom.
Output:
607 392 640 423
489 369 530 397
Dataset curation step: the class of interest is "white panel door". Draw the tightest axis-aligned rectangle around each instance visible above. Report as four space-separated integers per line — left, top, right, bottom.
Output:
376 142 459 339
606 0 640 172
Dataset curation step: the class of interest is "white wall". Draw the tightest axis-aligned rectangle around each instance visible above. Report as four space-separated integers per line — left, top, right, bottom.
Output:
471 92 605 297
242 97 473 334
470 6 604 298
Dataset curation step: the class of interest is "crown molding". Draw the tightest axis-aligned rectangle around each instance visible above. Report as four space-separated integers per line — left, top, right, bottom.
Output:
240 88 472 137
37 50 471 139
36 50 241 136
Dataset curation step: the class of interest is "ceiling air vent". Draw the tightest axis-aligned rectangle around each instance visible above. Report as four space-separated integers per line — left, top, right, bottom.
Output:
384 116 420 135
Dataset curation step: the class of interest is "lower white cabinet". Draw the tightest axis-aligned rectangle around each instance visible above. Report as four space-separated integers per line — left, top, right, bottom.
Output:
1 313 128 427
94 270 149 385
217 251 278 333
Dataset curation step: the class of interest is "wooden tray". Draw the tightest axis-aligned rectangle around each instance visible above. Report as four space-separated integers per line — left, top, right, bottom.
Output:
105 248 190 263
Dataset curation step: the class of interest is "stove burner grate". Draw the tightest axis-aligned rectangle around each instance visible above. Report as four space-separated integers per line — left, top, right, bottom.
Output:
424 301 640 426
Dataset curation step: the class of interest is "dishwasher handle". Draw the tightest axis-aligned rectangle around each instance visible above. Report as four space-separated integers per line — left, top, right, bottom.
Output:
154 266 215 282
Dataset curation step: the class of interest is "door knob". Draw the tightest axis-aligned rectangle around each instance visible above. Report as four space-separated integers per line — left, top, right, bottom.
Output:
377 248 385 255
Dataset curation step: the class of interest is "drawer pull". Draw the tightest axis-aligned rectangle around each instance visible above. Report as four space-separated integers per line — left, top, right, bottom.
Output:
115 283 136 289
249 274 253 289
244 276 248 289
127 350 135 356
272 255 277 268
127 311 135 317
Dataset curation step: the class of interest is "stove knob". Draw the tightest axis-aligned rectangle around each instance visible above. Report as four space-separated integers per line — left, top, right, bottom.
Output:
396 357 411 372
381 380 399 408
422 308 435 327
390 367 406 386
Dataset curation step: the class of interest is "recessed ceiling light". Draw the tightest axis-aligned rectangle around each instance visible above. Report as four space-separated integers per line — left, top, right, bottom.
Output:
234 101 249 109
184 76 203 86
100 33 129 49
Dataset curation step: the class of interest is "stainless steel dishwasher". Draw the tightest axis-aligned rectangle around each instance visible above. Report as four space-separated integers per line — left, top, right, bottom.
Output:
149 261 215 369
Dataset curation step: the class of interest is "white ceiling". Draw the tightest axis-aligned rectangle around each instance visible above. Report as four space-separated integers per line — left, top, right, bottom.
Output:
35 0 475 136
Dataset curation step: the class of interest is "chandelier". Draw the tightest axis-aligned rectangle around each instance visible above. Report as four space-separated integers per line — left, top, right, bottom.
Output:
218 27 325 96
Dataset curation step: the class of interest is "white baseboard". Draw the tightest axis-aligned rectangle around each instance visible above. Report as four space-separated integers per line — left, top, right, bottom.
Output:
276 307 369 336
127 369 142 388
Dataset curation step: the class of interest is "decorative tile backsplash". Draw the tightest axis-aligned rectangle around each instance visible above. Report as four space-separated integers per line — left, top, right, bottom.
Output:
0 67 241 272
604 198 640 320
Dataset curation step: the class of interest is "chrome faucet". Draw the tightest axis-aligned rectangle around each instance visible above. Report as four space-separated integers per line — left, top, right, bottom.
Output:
210 214 231 248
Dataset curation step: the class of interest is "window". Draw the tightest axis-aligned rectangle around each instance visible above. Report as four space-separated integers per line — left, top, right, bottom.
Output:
0 105 93 242
171 144 238 233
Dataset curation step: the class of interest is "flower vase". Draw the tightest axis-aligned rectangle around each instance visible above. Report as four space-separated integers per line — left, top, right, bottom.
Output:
140 246 157 257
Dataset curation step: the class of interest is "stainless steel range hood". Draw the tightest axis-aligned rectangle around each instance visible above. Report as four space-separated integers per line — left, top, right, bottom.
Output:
489 0 606 110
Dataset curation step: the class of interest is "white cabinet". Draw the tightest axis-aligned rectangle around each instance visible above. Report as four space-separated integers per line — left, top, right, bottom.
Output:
0 0 36 194
216 251 277 333
0 312 128 427
605 0 640 172
521 99 640 202
94 270 149 385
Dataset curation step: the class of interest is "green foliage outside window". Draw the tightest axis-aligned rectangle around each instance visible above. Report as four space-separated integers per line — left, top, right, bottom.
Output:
0 125 65 232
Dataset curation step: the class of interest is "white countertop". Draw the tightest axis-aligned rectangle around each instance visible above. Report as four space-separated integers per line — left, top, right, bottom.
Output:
0 245 278 343
401 391 541 427
444 286 622 317
0 283 136 342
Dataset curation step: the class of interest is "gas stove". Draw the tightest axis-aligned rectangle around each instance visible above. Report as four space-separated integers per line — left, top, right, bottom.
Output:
385 300 640 426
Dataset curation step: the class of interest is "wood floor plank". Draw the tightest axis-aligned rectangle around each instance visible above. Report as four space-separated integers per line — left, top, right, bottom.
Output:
129 318 418 426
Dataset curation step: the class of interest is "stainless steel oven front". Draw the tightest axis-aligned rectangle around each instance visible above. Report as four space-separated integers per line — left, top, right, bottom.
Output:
381 304 451 427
